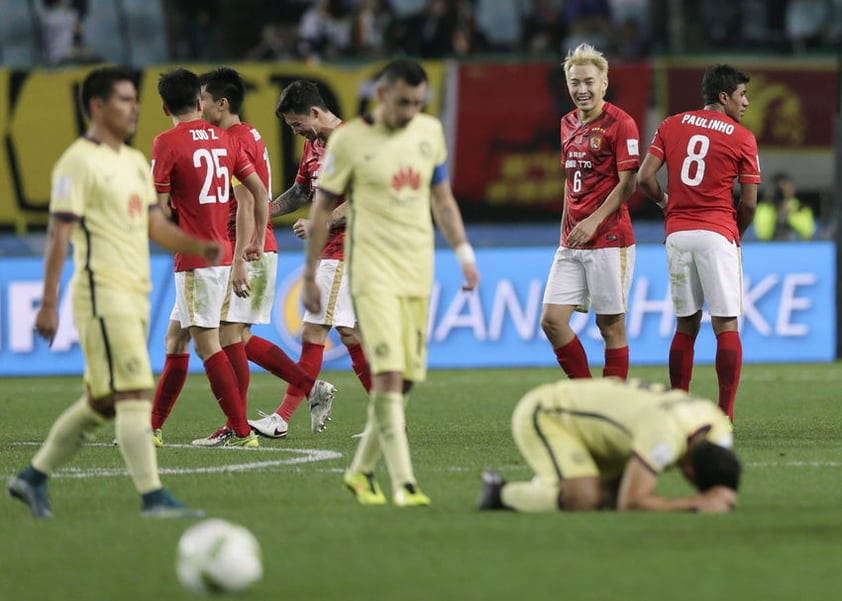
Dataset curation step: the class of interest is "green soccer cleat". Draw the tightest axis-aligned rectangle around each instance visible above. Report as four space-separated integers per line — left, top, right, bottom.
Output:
223 431 259 448
344 471 387 506
141 489 205 519
393 483 431 508
152 428 164 448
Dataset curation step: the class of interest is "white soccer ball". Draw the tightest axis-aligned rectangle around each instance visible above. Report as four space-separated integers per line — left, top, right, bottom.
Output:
175 518 263 595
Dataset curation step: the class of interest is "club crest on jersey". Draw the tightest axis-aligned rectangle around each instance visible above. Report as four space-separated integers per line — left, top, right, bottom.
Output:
391 167 421 192
590 134 603 150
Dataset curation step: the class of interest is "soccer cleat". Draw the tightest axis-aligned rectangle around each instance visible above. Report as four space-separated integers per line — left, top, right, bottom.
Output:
393 483 431 507
343 471 387 506
7 475 53 519
248 410 289 438
152 428 164 448
222 431 259 448
308 380 337 433
477 470 507 510
191 427 233 447
141 489 205 519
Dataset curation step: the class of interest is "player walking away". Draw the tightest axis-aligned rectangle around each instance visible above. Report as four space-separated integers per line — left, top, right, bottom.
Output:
148 69 336 445
248 79 370 440
151 67 266 448
303 59 480 507
8 67 222 519
477 378 740 513
540 43 640 381
637 64 760 421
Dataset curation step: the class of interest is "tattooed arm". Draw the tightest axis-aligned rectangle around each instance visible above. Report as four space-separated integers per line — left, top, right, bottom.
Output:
270 182 312 218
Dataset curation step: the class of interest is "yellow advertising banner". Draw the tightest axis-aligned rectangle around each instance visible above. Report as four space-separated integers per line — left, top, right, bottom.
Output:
0 61 446 232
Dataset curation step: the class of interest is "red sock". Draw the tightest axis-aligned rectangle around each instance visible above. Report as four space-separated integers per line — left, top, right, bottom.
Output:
553 337 592 378
603 346 629 379
203 351 249 437
715 331 742 421
277 342 325 421
246 335 314 392
151 353 189 430
346 343 372 392
669 332 696 391
224 342 250 415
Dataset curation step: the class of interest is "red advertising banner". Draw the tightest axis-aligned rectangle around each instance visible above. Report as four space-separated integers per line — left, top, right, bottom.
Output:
453 62 651 213
660 61 837 149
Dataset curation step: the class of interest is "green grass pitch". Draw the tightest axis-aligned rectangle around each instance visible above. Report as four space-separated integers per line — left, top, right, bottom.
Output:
3 363 842 601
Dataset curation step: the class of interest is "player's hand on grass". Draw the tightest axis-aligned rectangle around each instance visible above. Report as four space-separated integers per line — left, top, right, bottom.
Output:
697 486 738 513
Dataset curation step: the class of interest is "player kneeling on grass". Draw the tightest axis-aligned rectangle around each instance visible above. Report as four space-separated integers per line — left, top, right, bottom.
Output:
478 378 740 513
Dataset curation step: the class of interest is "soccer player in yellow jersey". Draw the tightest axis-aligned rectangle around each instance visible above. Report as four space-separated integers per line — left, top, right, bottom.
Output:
7 66 222 519
478 378 741 513
303 59 480 507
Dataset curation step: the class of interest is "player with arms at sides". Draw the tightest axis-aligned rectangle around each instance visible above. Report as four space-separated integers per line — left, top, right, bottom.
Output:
247 79 370 440
477 378 740 513
152 67 266 448
541 43 640 381
148 68 336 444
304 59 480 507
637 64 760 422
7 66 222 519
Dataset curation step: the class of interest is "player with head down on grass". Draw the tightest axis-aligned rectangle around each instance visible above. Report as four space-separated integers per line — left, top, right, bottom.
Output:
478 377 740 513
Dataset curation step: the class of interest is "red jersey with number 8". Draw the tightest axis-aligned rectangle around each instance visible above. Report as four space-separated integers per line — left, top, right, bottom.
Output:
559 101 640 249
646 108 761 243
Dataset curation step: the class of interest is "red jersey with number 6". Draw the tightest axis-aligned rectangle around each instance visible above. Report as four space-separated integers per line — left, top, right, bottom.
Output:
226 122 277 253
560 101 640 249
646 108 761 243
296 131 346 260
152 120 255 271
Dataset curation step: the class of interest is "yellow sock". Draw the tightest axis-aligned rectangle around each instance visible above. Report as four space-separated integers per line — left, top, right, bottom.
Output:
349 399 382 474
372 391 416 493
115 400 161 494
32 396 105 474
501 481 560 513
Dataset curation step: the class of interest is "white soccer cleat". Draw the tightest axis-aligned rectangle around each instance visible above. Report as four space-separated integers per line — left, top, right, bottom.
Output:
191 427 233 447
248 410 289 439
308 380 337 433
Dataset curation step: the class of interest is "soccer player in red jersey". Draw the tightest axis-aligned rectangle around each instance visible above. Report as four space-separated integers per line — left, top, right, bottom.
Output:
248 80 370 439
541 43 640 380
152 68 266 447
637 64 761 422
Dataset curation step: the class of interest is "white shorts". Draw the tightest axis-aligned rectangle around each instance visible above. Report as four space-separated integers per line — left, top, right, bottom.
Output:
173 265 230 328
666 230 742 317
303 259 357 328
542 245 635 315
222 252 277 325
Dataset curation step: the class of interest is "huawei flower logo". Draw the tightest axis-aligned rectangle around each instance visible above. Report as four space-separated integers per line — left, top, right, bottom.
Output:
391 167 422 192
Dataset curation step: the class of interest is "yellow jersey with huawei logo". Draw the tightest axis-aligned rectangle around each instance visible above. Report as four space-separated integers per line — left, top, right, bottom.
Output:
318 113 447 297
50 137 157 318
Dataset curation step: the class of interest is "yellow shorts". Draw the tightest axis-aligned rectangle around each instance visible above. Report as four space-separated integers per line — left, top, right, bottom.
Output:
511 390 600 484
75 314 154 399
353 292 428 381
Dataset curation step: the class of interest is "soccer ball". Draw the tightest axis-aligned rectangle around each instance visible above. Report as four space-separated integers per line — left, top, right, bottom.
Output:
175 518 262 595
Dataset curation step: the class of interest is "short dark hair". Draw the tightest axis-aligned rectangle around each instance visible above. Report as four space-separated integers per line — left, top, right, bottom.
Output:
380 59 428 88
79 66 136 119
275 80 328 118
200 67 246 115
702 64 750 106
157 68 201 116
691 441 741 492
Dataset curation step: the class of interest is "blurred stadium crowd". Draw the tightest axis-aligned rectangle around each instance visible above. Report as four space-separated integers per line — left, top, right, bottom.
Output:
2 0 842 67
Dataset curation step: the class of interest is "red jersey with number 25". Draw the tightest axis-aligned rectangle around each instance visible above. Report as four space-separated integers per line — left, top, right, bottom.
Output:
646 108 761 243
226 122 277 253
560 101 640 249
152 120 255 272
296 132 346 260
